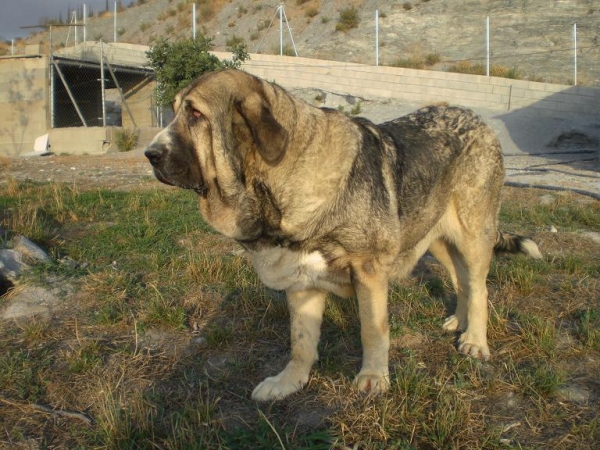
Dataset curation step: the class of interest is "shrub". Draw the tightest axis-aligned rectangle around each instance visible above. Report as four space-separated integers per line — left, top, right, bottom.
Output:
391 56 425 70
448 61 522 80
226 34 245 49
425 52 441 66
403 2 413 11
147 36 249 105
305 7 319 18
447 60 484 75
336 7 359 32
115 129 138 152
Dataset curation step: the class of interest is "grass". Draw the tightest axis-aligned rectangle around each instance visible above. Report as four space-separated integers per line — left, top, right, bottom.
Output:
0 181 599 448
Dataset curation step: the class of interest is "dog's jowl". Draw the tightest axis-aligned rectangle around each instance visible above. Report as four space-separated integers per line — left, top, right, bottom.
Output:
145 69 542 402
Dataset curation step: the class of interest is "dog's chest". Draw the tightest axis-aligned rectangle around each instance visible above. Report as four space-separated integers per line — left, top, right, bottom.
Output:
247 246 339 292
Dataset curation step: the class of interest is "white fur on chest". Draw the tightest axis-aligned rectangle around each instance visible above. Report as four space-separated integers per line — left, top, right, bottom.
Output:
247 247 332 292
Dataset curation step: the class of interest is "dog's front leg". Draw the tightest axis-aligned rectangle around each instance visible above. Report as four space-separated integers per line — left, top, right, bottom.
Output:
353 263 391 394
251 289 326 401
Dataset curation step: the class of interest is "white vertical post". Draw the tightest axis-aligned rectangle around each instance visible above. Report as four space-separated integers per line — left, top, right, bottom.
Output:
74 10 78 45
11 39 14 55
375 10 379 66
573 23 577 86
83 4 87 43
279 4 283 55
114 1 117 42
100 41 106 127
192 3 196 38
486 16 490 76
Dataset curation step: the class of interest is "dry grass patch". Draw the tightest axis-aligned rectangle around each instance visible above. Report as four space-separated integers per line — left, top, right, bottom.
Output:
0 182 598 448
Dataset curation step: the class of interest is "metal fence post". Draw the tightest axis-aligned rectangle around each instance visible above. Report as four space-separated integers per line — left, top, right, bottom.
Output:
573 23 577 86
375 10 379 66
193 3 197 39
114 1 117 43
100 41 106 127
486 16 490 77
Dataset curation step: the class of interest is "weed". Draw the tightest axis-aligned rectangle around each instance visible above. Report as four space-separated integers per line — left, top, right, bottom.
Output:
350 101 362 115
574 308 600 349
114 128 139 152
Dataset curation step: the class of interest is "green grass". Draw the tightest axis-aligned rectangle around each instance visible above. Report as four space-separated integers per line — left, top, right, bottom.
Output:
0 183 599 448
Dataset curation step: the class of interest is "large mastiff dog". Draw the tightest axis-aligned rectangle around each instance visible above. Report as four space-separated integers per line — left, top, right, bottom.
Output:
145 69 541 401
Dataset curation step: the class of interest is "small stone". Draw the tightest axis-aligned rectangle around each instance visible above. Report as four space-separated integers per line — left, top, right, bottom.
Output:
1 285 58 320
580 231 600 244
539 194 556 205
192 336 207 346
58 256 79 269
0 249 27 279
12 236 52 264
557 384 591 404
549 225 558 233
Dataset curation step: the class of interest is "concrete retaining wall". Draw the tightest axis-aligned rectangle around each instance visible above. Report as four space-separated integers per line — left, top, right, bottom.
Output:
48 127 111 155
0 56 49 157
1 51 598 157
214 53 600 117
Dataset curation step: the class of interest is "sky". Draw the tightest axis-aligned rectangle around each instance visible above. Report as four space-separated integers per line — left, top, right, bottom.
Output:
0 0 111 41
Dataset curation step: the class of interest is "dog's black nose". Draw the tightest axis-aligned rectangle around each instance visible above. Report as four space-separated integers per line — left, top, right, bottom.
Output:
145 144 165 167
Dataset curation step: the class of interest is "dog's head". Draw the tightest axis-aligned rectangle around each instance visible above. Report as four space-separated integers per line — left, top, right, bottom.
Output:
145 69 289 196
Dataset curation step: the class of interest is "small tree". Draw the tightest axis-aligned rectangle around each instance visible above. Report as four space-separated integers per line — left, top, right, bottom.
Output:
146 36 249 106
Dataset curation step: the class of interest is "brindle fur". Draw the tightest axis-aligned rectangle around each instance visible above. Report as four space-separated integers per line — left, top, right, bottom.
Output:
145 69 542 401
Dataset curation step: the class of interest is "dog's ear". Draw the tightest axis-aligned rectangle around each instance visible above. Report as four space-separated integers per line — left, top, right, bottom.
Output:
235 94 288 165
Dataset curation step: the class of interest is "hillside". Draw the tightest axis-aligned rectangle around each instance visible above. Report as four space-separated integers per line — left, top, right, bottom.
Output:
16 0 600 86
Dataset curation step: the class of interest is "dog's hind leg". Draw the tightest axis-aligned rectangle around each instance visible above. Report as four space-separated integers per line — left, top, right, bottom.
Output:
430 236 493 360
428 239 467 331
251 289 326 401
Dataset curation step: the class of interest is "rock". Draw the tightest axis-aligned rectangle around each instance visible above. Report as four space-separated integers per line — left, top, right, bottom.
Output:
0 249 27 280
580 231 600 244
557 384 591 404
12 236 52 264
540 194 556 205
1 285 58 320
58 256 79 269
549 225 558 233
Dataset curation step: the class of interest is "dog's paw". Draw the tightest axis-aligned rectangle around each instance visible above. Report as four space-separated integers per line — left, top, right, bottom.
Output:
458 332 490 360
354 369 390 395
251 371 308 402
442 314 466 332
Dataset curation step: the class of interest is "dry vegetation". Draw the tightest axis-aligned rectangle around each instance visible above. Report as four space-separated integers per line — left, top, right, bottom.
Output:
0 178 599 448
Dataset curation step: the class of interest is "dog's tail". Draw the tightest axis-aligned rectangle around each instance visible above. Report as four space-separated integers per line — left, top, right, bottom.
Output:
493 231 543 259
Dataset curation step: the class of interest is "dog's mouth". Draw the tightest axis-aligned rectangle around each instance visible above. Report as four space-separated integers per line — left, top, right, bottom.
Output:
152 168 176 187
152 168 208 196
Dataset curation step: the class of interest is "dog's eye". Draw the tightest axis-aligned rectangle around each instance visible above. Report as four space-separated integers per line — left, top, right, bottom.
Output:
191 109 202 119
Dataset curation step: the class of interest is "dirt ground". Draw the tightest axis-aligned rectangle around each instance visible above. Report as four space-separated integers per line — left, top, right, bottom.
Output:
2 150 158 191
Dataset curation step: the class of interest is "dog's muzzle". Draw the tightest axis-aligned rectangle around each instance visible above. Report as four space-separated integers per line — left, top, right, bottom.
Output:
145 143 166 168
145 143 175 186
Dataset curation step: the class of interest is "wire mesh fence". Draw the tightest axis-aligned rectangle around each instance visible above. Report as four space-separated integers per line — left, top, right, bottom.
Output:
50 42 156 129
